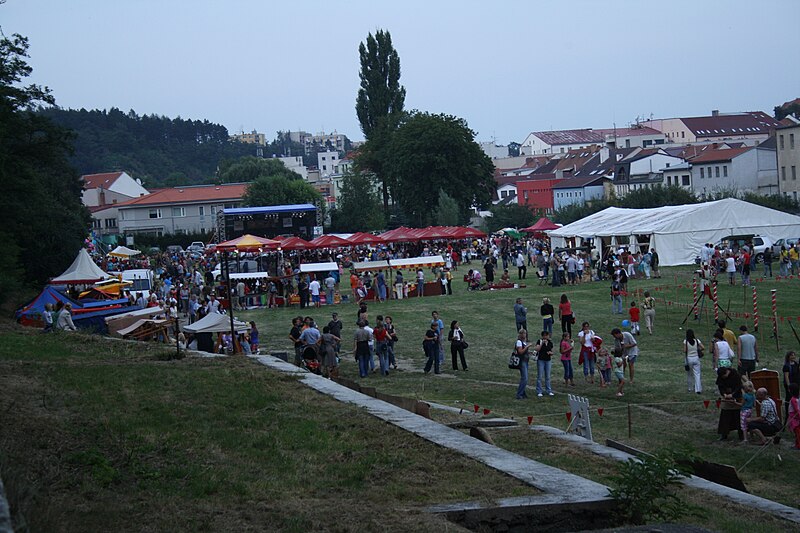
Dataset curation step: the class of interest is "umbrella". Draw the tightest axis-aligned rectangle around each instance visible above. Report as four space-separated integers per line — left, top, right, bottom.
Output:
498 228 523 239
279 236 315 250
309 234 351 248
215 234 281 252
347 232 385 245
521 217 559 233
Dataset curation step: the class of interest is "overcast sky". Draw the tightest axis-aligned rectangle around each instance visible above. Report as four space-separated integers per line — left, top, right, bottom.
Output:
5 0 799 145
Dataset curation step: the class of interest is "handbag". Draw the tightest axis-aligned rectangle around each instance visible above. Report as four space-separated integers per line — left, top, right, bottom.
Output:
508 352 521 369
460 340 469 350
697 344 704 358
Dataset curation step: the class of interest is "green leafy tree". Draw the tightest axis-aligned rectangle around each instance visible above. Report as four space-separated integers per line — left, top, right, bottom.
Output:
0 33 90 301
618 185 697 209
328 172 385 232
218 156 302 184
775 100 800 121
355 29 406 212
243 176 322 208
484 204 536 233
435 190 460 226
385 112 495 227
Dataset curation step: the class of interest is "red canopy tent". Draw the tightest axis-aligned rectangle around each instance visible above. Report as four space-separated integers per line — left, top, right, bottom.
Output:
279 236 315 250
379 228 421 243
347 232 385 245
309 234 351 248
521 218 559 234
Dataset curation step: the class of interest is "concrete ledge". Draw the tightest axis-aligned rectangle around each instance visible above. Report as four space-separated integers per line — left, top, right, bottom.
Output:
530 425 800 525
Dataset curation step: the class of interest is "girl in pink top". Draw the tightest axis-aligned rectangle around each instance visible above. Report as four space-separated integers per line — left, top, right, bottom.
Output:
560 332 574 386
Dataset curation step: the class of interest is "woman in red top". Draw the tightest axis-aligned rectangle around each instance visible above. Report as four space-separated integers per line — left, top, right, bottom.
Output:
558 293 574 336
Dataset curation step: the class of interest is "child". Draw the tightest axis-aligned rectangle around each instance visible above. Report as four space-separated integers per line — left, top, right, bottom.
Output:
629 301 640 335
42 303 54 333
788 383 800 450
614 354 626 396
596 346 611 388
741 381 756 438
560 332 574 386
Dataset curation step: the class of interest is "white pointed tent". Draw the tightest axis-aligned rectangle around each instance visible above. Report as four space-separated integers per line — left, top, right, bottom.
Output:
548 198 800 266
107 245 141 258
50 248 111 284
182 312 249 334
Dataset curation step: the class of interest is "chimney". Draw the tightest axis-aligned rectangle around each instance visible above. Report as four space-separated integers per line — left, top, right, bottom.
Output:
712 110 719 117
98 185 106 206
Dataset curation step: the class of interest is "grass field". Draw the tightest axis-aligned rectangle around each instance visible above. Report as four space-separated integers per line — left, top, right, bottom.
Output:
240 264 800 511
2 263 799 532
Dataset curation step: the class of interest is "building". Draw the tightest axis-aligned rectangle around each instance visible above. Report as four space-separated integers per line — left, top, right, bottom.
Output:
520 126 665 155
661 161 693 190
219 204 318 241
82 171 150 239
479 141 509 159
116 183 249 237
777 121 800 201
516 175 564 214
612 148 685 196
317 150 339 177
277 155 308 179
304 131 348 155
643 111 779 145
552 176 612 210
231 130 266 146
687 143 778 197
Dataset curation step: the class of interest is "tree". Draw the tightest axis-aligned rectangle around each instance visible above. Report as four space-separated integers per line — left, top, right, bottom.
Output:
328 172 385 232
385 112 495 227
355 29 406 212
484 204 536 233
618 185 697 209
0 33 90 302
775 100 800 121
435 190 460 226
243 176 322 208
218 156 301 184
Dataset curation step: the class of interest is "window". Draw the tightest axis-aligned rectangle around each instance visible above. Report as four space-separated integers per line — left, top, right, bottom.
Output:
782 167 787 181
792 134 796 149
715 166 720 178
681 131 685 138
105 218 117 228
149 209 162 219
700 168 705 179
780 135 785 150
92 219 101 229
210 205 216 214
172 207 186 217
723 166 728 177
682 175 690 186
560 147 565 153
198 206 205 216
120 210 126 220
793 166 797 180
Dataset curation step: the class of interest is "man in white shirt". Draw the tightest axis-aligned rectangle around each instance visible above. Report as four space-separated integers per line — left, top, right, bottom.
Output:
206 294 221 314
309 278 321 308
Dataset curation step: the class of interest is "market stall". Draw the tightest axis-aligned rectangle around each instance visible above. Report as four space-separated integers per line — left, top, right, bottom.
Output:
388 255 445 297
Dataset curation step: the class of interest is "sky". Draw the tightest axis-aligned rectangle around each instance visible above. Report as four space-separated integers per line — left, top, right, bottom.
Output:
4 0 799 145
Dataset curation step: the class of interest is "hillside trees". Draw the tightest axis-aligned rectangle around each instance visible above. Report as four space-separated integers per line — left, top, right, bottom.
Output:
328 172 385 232
0 33 90 300
385 112 495 227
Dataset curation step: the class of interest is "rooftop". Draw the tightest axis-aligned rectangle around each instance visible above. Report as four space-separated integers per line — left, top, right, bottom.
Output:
687 147 752 164
115 183 250 208
681 112 779 137
82 172 125 190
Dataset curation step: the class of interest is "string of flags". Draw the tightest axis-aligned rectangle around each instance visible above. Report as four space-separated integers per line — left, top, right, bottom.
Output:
449 397 729 426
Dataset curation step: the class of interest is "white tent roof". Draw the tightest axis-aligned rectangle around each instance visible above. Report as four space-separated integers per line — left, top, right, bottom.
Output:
549 198 800 266
107 245 141 257
50 248 111 284
182 312 249 334
389 255 446 270
299 262 338 273
352 260 390 271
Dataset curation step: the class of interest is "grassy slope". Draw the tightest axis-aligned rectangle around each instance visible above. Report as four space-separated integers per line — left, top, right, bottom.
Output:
0 328 538 533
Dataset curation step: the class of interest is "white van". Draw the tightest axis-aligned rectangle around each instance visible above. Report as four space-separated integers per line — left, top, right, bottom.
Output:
121 269 155 299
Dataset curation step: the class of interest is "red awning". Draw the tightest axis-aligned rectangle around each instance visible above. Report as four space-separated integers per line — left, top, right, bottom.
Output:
347 232 385 245
279 236 315 250
309 234 351 248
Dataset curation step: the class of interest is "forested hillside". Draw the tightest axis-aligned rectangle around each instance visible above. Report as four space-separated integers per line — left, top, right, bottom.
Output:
39 107 258 187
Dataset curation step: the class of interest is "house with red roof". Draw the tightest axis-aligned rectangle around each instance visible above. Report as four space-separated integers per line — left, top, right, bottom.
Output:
115 183 249 237
684 140 778 197
520 125 665 155
82 171 150 237
643 111 779 145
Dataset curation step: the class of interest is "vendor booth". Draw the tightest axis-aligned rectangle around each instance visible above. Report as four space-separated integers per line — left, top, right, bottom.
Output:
389 255 446 297
183 312 250 354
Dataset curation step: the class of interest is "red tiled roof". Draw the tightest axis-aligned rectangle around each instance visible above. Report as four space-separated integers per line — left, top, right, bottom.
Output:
687 147 752 164
115 183 249 207
82 172 124 190
682 112 779 138
533 129 604 146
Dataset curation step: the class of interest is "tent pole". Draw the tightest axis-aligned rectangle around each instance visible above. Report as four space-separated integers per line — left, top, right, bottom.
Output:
225 250 238 354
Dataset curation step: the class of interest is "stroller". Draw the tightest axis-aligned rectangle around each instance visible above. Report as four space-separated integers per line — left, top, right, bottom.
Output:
301 344 322 375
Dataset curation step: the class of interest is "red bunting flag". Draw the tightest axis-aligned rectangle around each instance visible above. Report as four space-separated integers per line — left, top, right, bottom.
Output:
715 399 721 409
781 316 785 322
703 400 710 408
527 416 533 425
473 404 480 413
597 408 604 416
483 408 491 415
566 412 572 422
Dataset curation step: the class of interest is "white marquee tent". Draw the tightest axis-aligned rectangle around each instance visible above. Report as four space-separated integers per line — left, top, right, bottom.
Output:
50 248 111 284
548 198 800 266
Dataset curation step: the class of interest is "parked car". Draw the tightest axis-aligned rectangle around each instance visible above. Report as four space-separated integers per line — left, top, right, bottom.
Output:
187 241 206 253
772 238 800 256
166 245 184 254
715 234 773 263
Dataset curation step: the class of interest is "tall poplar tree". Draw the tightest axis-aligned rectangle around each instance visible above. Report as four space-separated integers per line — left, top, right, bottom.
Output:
355 29 406 213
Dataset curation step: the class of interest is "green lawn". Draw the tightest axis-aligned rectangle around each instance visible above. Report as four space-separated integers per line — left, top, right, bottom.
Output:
241 264 800 511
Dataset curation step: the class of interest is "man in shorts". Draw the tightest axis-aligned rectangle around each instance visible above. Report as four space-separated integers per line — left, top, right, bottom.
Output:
612 327 638 384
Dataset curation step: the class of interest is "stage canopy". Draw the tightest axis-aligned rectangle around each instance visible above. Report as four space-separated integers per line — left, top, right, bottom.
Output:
548 198 800 266
50 248 111 284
